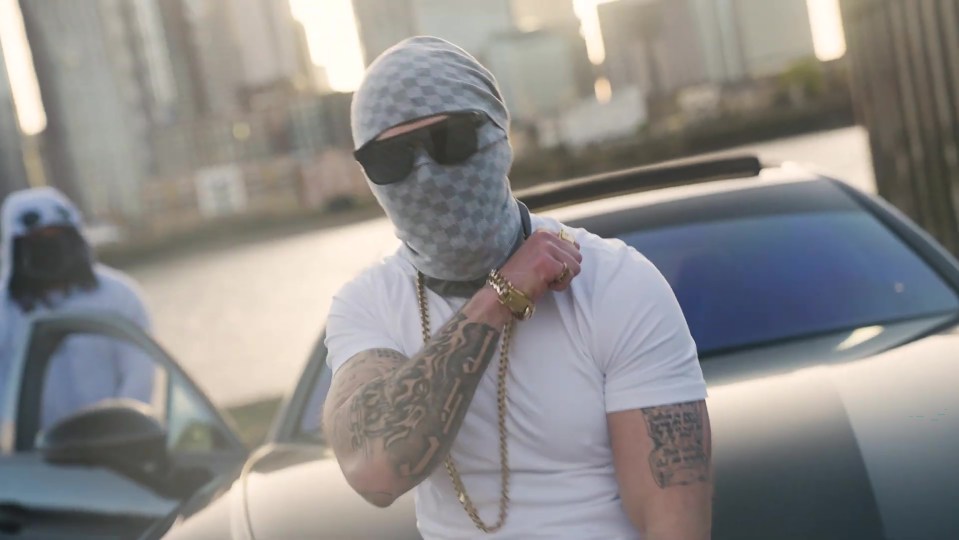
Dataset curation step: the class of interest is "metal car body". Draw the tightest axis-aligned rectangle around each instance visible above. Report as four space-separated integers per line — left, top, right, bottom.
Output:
2 157 957 540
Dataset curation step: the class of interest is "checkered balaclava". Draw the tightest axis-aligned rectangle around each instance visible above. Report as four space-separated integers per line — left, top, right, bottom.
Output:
351 36 521 282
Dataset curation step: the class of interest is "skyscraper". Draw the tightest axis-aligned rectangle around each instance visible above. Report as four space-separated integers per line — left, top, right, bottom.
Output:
159 0 308 118
229 0 302 91
0 39 29 199
599 0 815 96
352 0 514 65
352 0 417 66
732 0 815 77
509 0 594 103
599 0 709 97
19 0 175 221
511 0 579 30
486 29 583 123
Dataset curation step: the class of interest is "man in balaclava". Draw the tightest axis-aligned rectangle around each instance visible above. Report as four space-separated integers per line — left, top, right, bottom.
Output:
323 37 711 539
0 187 154 429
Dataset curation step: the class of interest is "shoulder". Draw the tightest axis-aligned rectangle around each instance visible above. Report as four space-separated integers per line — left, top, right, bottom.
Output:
92 265 150 323
93 265 146 302
530 214 660 293
332 251 414 305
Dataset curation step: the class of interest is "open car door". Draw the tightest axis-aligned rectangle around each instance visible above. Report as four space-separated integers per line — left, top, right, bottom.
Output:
0 311 248 538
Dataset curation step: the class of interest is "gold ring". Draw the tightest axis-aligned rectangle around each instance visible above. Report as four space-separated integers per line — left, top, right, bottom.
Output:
558 228 575 245
556 262 571 283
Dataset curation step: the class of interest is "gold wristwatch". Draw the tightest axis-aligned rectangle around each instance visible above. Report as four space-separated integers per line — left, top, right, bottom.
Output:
487 269 535 321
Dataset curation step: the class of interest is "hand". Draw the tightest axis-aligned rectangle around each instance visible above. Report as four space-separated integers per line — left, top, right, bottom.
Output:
497 229 582 302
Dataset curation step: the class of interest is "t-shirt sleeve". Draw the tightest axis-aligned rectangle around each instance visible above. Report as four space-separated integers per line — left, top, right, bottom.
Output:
593 242 707 413
325 269 403 376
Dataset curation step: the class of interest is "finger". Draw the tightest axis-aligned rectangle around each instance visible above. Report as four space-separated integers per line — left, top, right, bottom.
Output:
556 228 580 249
548 251 582 291
544 235 583 264
534 227 580 250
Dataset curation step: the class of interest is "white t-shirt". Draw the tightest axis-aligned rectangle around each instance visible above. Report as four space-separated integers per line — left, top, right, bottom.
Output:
325 215 707 540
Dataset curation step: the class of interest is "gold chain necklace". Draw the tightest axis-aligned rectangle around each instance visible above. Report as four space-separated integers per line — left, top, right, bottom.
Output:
416 272 513 533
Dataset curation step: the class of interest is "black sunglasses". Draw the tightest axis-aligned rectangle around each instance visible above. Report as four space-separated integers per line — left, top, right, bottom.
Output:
354 111 490 185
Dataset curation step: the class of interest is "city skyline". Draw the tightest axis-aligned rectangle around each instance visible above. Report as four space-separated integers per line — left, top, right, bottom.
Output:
1 0 846 136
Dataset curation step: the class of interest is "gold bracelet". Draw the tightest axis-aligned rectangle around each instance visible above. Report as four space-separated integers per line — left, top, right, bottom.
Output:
487 269 535 321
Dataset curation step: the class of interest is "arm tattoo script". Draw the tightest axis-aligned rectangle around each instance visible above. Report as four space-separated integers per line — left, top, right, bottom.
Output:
340 313 500 483
641 401 711 488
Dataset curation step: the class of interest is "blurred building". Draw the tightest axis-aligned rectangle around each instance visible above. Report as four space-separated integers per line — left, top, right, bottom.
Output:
159 0 246 117
732 0 816 78
510 0 595 104
230 0 302 94
158 0 309 118
485 29 587 124
0 39 29 199
145 91 360 236
292 19 330 94
511 0 579 30
599 0 815 97
19 0 177 222
351 0 417 65
352 0 514 64
599 0 709 98
537 86 647 150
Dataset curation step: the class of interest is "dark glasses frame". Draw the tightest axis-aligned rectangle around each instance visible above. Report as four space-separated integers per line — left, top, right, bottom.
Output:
354 111 491 185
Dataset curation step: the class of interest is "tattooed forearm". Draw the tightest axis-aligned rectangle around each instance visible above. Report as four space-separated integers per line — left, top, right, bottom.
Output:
330 312 501 486
641 400 711 488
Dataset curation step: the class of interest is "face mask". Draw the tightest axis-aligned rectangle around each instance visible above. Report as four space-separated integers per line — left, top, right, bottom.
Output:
371 131 520 281
14 228 91 282
351 36 520 282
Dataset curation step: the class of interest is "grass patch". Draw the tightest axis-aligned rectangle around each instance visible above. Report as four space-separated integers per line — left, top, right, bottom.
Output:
226 396 284 448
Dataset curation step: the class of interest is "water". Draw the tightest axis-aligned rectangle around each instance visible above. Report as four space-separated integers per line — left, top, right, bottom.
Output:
127 126 876 407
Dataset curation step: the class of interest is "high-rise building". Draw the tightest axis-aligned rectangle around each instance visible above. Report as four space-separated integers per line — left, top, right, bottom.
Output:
732 0 815 78
158 0 243 118
229 0 302 92
0 39 29 198
19 0 176 221
509 0 594 104
352 0 417 66
599 0 815 96
352 0 514 65
599 0 709 97
511 0 579 30
159 0 307 117
486 29 584 124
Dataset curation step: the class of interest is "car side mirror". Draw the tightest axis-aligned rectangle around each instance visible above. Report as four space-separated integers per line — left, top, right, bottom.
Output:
37 399 176 495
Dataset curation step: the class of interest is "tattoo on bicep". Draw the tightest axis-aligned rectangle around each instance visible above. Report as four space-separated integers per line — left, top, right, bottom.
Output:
345 313 500 480
641 401 711 488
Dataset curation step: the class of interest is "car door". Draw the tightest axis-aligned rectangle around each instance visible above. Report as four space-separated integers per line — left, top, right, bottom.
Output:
0 311 248 517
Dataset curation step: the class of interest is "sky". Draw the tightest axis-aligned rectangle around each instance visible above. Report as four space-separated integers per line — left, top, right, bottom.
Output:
2 0 847 136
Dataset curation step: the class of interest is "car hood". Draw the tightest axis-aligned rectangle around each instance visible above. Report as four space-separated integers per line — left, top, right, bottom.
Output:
159 317 957 540
240 445 419 540
705 316 959 540
157 444 419 540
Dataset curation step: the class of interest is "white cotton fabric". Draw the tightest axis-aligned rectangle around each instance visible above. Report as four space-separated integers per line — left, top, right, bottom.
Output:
0 188 155 429
325 215 707 539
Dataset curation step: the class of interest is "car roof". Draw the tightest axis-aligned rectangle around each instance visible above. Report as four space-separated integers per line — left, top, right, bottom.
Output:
534 161 861 231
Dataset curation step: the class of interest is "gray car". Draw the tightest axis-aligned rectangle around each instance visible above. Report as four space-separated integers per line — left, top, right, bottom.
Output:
2 156 957 539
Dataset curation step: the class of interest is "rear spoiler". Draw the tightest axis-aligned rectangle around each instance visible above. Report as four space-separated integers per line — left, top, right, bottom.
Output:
516 155 763 211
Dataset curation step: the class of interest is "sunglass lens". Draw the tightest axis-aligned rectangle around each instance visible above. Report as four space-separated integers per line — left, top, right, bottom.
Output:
428 116 479 165
358 140 415 185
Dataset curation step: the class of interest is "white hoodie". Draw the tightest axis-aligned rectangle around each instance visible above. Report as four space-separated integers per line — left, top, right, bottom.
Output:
0 187 154 429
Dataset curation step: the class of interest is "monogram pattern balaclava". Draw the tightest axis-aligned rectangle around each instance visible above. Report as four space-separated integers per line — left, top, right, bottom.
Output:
351 36 521 282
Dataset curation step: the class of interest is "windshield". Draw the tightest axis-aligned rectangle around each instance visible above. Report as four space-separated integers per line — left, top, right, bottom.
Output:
619 210 959 355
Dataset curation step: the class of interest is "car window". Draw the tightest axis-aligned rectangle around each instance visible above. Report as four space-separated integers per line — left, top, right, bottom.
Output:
38 332 162 432
296 364 331 443
166 372 237 452
619 210 959 355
